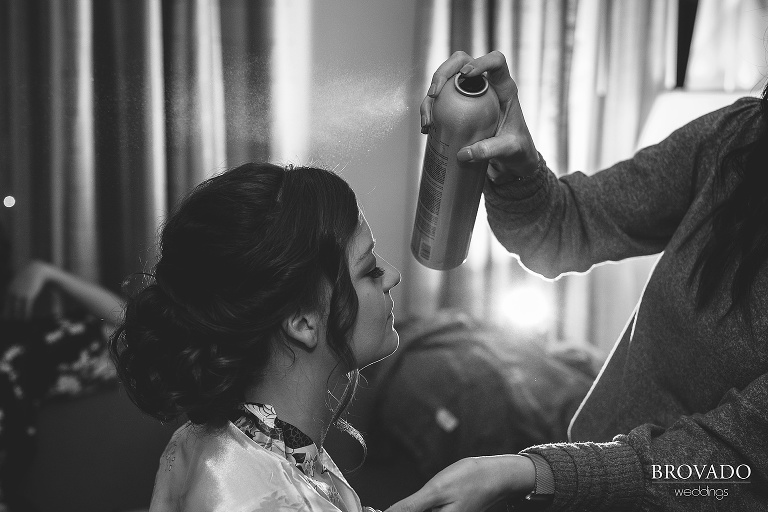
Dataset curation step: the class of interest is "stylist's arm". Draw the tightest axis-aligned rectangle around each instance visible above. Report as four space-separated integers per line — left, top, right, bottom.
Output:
420 50 539 183
385 455 535 512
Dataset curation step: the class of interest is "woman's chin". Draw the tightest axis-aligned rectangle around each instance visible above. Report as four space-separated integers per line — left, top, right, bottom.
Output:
361 331 399 369
384 329 400 356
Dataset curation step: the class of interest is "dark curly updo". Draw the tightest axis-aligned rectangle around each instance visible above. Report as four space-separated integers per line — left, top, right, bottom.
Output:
110 163 361 425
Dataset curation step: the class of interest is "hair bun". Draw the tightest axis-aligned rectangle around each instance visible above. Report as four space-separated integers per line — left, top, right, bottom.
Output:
111 283 245 423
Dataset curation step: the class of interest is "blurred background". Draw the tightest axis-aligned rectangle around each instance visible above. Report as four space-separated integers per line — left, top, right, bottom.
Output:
1 0 766 510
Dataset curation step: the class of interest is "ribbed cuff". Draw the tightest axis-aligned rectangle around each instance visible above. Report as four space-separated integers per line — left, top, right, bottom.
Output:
484 154 550 216
522 453 555 496
520 440 645 511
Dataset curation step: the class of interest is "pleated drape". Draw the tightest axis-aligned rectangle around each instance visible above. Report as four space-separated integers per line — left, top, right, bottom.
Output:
220 0 274 166
49 0 99 282
1 0 100 281
163 0 227 204
1 0 280 293
1 0 33 273
406 0 678 349
93 0 167 290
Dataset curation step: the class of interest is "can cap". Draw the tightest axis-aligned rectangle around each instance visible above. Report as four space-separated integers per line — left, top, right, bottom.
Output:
455 74 488 96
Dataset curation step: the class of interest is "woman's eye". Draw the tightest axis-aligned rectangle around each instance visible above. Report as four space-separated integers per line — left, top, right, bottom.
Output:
367 266 385 279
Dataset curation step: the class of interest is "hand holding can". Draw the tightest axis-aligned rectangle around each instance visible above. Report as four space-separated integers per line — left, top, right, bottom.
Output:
420 51 539 184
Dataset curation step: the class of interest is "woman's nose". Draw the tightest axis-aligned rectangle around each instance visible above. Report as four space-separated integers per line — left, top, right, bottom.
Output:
384 260 401 291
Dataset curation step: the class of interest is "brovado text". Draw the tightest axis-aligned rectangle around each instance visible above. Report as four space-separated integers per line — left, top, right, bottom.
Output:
652 464 752 481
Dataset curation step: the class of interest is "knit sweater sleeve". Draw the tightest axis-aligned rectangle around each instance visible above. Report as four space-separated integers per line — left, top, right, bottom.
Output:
495 97 767 510
483 99 760 279
520 369 768 510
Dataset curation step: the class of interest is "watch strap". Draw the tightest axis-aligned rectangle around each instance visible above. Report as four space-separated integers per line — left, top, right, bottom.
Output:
516 453 554 511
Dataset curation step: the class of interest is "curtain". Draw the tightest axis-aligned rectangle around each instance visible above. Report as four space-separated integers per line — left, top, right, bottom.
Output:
0 0 299 294
686 0 768 92
405 0 678 350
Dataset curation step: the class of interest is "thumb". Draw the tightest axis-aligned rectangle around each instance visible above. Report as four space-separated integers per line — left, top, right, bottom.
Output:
385 488 438 512
457 135 520 163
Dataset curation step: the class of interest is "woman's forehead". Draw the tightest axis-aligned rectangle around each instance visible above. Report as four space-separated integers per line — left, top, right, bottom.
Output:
349 216 374 262
357 213 372 238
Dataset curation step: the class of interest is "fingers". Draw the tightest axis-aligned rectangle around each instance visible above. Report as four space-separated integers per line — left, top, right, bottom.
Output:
1 296 10 319
1 294 29 320
454 50 506 78
15 295 28 320
457 133 527 164
421 51 518 133
421 51 473 132
428 51 474 98
385 488 438 512
420 96 434 134
460 51 517 104
22 294 33 319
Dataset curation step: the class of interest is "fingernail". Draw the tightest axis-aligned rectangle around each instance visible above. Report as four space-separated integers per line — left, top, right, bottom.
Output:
460 64 474 75
420 114 426 128
457 148 472 161
427 83 437 96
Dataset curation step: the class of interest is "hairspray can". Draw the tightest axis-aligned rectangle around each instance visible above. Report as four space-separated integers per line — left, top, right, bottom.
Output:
411 73 500 270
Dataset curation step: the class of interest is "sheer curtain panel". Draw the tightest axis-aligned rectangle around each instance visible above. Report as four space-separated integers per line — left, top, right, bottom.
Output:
0 0 284 297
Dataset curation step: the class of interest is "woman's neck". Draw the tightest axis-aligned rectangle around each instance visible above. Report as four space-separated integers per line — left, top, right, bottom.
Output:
244 359 341 448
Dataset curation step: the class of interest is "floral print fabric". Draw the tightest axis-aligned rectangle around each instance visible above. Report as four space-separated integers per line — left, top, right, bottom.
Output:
0 314 115 510
230 403 345 509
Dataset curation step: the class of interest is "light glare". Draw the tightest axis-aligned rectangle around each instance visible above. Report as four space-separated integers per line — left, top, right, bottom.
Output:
499 284 553 332
3 196 15 208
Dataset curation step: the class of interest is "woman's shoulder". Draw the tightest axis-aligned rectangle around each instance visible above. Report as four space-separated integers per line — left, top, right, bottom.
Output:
714 96 765 157
727 95 763 124
664 95 764 160
151 421 346 511
731 95 762 109
707 95 763 138
162 420 286 470
151 422 282 504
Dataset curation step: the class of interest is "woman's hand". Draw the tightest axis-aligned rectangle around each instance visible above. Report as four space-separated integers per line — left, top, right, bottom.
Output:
420 51 539 184
385 455 536 512
2 260 54 320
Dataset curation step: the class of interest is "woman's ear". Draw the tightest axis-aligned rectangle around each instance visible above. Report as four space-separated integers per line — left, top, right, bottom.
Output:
282 309 321 349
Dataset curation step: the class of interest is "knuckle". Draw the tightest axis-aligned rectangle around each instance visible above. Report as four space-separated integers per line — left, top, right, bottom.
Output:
394 503 414 512
474 140 490 159
430 479 448 496
509 135 526 154
491 50 509 70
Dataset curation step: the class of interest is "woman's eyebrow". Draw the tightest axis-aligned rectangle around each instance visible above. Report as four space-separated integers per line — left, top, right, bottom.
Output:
356 241 375 266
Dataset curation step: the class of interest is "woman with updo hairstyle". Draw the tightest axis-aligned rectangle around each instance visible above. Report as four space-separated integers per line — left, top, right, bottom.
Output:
110 162 400 512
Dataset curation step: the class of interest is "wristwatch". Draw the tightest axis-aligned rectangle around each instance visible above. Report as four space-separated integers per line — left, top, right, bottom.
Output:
514 453 554 510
